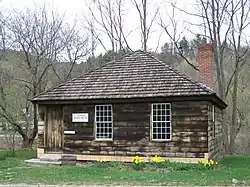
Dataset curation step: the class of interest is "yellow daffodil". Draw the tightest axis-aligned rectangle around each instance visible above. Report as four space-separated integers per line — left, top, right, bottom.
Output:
152 155 166 163
97 159 106 162
132 156 144 164
200 159 218 168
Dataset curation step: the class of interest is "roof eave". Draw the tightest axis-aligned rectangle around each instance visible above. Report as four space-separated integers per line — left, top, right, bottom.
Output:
30 94 227 109
210 93 228 109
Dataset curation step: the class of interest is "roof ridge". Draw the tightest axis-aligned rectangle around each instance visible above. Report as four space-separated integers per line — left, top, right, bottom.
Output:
143 51 214 94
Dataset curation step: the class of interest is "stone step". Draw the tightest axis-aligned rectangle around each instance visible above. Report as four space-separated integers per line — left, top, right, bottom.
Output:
39 155 62 161
25 158 62 165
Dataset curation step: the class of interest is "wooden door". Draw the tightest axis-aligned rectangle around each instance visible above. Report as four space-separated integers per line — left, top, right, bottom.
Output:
45 106 64 152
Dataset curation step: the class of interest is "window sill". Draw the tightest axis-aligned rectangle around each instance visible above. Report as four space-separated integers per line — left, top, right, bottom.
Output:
94 139 113 142
151 139 172 142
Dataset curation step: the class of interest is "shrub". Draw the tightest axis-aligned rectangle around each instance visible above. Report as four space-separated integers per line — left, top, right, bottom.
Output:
0 150 7 160
0 150 8 160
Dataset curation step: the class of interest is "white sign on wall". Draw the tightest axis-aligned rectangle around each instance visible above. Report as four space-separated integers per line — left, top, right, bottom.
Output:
72 113 88 122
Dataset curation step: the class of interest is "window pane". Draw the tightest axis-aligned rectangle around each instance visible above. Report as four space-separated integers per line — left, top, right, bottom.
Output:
162 134 166 139
157 109 161 116
153 127 157 133
162 122 166 128
162 110 166 115
153 134 156 139
158 127 162 133
162 127 166 133
157 115 161 121
162 115 166 121
166 116 170 121
166 122 171 127
158 134 162 139
153 115 157 121
108 128 112 133
166 128 170 133
166 104 170 109
108 111 111 116
162 104 165 110
157 104 161 110
167 134 170 139
166 110 170 115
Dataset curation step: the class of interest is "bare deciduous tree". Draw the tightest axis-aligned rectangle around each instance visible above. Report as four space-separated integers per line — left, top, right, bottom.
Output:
132 0 158 51
227 0 250 154
0 7 90 148
85 0 132 53
161 0 250 153
159 1 198 70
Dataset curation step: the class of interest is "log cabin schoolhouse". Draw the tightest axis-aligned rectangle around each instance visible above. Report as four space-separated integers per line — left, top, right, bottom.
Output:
31 44 227 163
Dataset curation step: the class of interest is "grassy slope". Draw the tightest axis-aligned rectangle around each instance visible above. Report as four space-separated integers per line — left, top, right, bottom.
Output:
0 150 250 186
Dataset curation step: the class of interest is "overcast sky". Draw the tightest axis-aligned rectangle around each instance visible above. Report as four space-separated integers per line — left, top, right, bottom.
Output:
1 0 200 54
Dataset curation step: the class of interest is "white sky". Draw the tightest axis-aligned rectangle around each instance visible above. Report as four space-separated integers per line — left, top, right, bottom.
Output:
1 0 201 54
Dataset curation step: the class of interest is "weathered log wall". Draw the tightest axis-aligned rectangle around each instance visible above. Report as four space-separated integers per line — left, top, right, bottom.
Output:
207 104 223 159
60 101 209 158
37 99 226 159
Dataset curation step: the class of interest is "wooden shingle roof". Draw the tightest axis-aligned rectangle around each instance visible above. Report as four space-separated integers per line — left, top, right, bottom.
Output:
32 50 225 107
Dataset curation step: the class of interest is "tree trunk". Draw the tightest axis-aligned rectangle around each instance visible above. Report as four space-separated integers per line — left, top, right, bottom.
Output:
221 110 229 153
229 61 239 154
142 0 147 51
21 137 34 149
31 103 38 143
21 104 38 149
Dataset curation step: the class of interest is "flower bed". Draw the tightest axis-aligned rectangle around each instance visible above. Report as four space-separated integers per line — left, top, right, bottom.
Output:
90 155 220 172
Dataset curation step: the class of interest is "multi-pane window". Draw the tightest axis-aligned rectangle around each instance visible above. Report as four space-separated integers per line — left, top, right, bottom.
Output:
95 105 113 140
151 103 171 140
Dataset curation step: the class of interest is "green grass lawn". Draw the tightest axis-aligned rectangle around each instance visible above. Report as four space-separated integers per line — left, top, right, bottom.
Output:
0 150 250 186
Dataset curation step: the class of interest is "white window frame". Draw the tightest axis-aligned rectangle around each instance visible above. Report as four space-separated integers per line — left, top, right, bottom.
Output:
151 103 172 141
94 104 113 141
